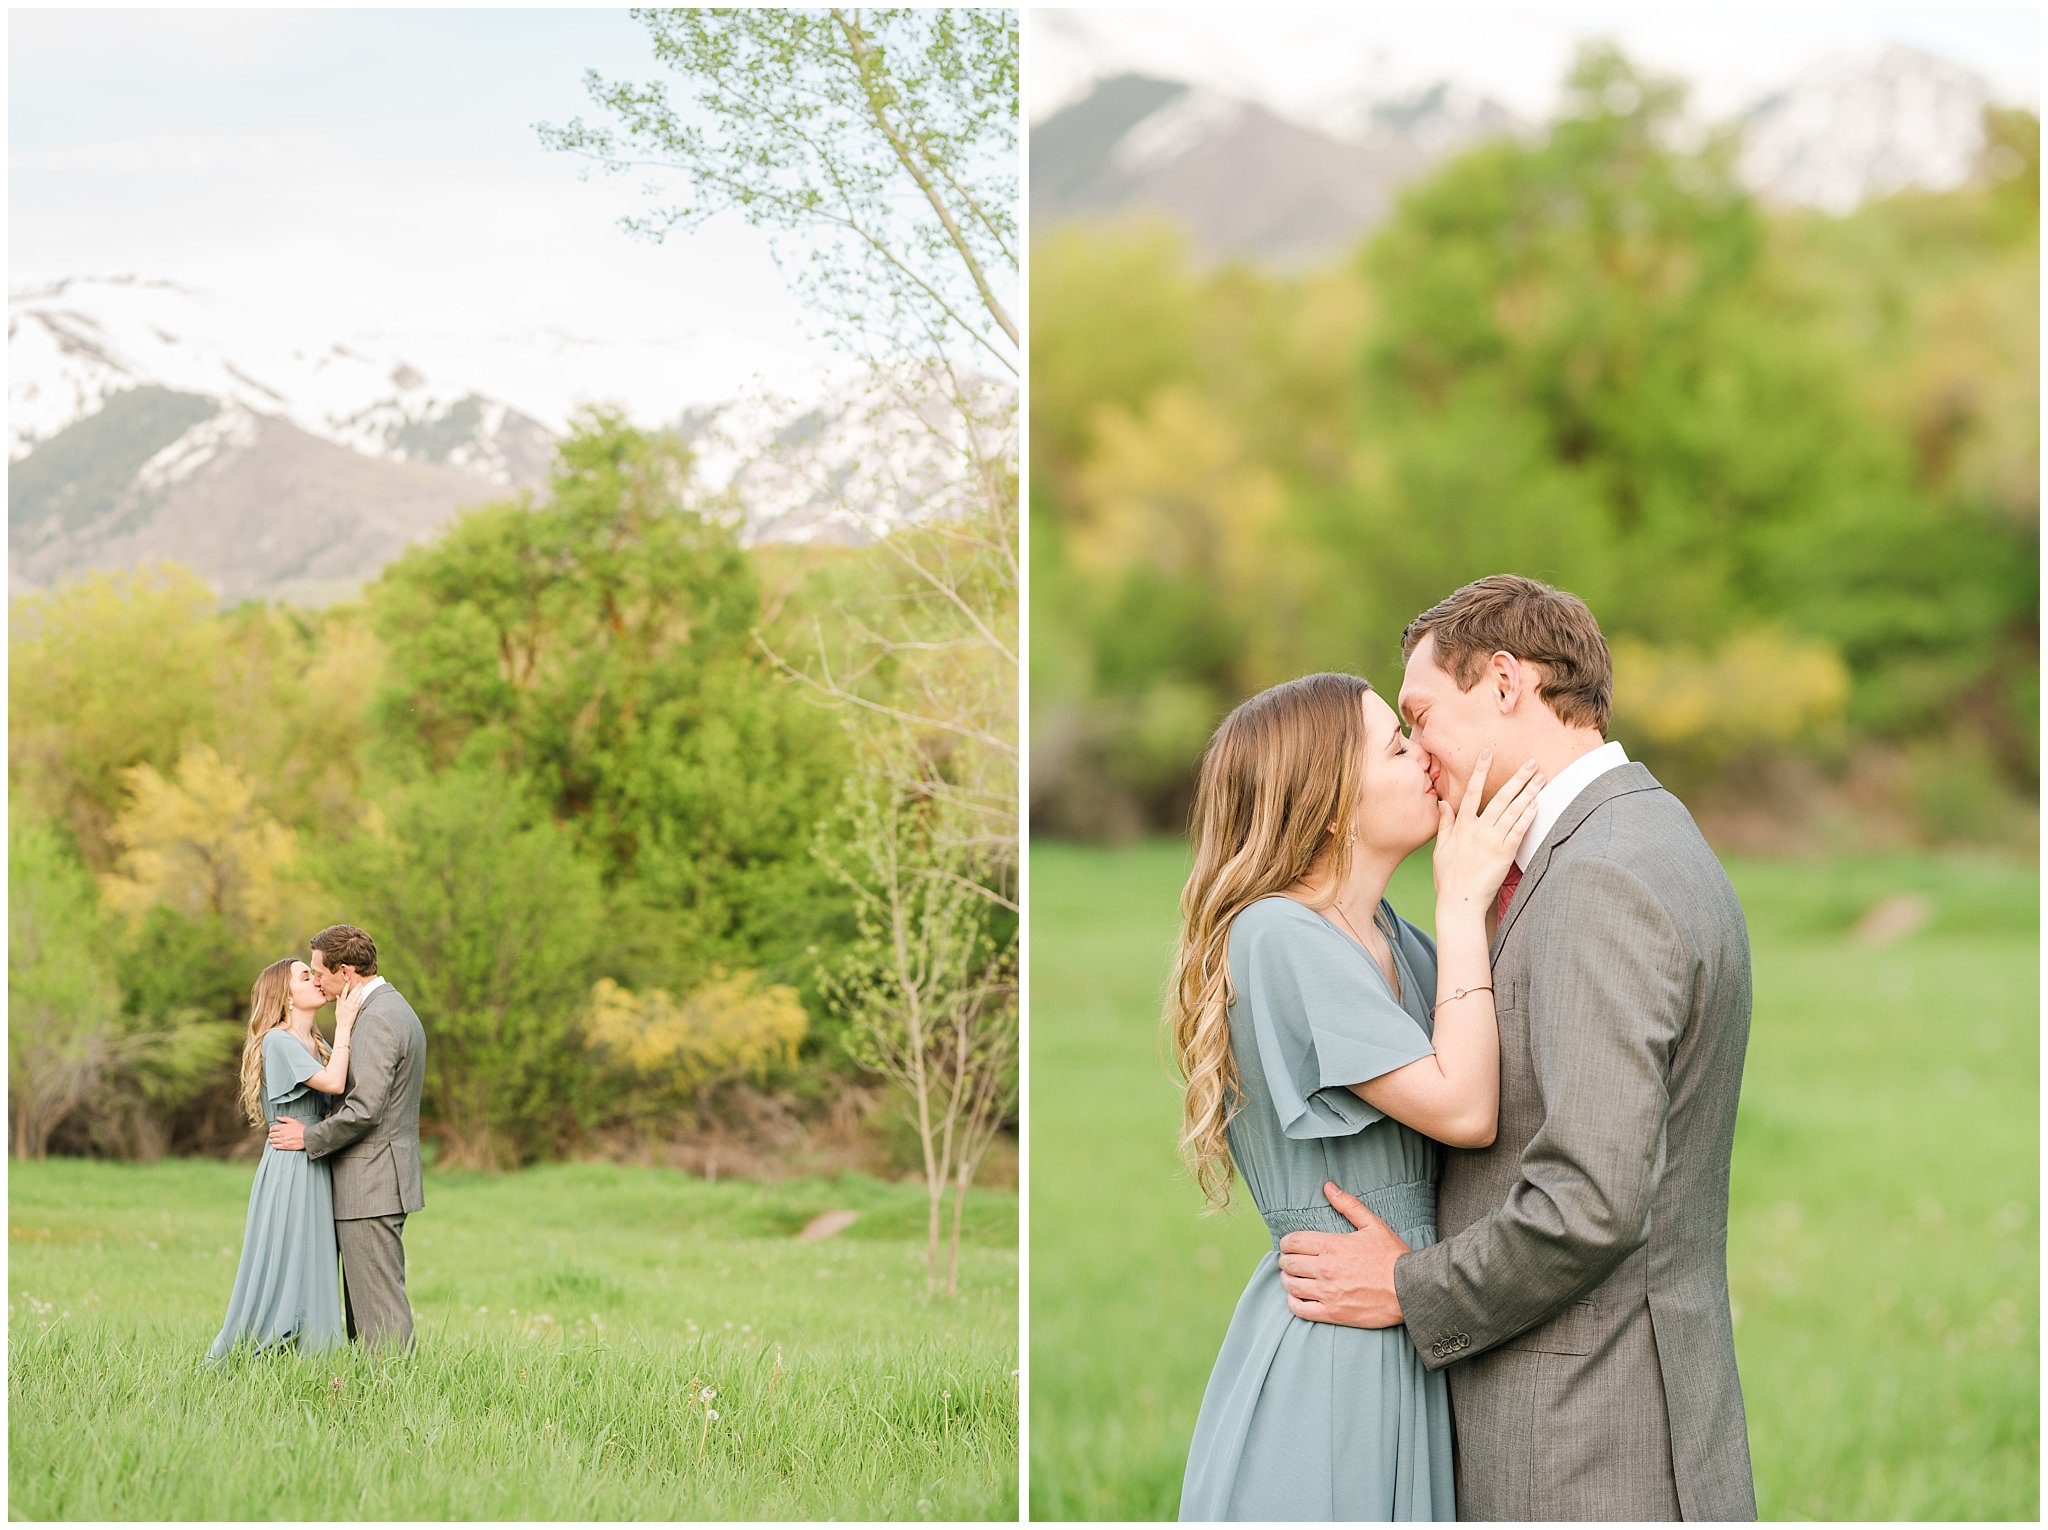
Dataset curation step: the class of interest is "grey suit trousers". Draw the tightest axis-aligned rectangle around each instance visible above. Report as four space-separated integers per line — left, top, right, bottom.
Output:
337 1213 413 1350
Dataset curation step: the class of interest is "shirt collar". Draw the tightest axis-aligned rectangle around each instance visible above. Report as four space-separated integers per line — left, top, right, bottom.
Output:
1514 739 1629 872
354 975 386 1001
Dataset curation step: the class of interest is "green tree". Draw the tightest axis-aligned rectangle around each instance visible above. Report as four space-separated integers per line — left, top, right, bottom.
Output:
546 9 1022 1194
209 602 379 837
546 5 1023 906
619 654 859 994
369 412 854 995
316 769 608 1169
113 904 253 1153
542 7 1018 373
9 820 127 1158
9 816 243 1161
822 770 1016 1298
9 565 223 868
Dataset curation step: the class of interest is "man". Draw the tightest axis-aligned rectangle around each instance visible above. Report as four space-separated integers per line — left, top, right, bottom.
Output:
268 923 427 1351
1276 575 1756 1520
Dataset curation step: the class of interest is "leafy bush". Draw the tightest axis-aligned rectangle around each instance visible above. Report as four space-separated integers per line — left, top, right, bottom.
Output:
315 768 608 1169
584 971 808 1116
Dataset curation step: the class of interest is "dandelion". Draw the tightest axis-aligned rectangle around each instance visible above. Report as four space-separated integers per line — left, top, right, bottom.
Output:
694 1385 722 1464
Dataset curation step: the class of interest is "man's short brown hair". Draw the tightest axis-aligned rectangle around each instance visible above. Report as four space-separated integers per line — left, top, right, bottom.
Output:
1402 575 1612 733
310 924 378 976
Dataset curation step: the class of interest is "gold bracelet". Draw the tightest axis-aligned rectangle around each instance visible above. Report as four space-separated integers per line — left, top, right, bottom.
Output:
1433 984 1493 1013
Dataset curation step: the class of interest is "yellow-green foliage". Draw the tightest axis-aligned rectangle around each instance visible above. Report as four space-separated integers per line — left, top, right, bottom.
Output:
99 745 321 950
585 971 807 1098
8 565 224 866
1612 629 1851 771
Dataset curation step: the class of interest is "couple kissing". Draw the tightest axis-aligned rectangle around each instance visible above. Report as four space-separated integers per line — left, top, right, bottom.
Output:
207 924 427 1362
1171 575 1755 1522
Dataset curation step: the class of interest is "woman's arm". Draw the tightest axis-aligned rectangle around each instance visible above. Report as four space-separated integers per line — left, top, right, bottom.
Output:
300 1041 351 1095
1352 754 1540 1148
299 984 364 1095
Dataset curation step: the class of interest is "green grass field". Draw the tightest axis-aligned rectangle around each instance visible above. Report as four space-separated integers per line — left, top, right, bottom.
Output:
1028 840 2038 1521
11 1160 1017 1519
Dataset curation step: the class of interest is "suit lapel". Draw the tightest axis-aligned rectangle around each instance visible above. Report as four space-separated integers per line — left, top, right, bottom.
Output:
1492 761 1662 958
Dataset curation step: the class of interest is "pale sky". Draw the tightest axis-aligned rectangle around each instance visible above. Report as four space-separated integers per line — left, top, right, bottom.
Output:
1028 6 2041 127
9 9 860 421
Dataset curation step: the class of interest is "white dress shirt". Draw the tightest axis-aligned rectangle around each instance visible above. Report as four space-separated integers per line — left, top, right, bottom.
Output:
1513 739 1630 872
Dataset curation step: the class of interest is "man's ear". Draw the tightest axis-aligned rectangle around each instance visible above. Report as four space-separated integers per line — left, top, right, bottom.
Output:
1488 651 1520 712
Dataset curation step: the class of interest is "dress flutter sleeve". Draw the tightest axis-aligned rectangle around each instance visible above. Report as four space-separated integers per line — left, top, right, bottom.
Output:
1232 905 1437 1140
262 1031 322 1107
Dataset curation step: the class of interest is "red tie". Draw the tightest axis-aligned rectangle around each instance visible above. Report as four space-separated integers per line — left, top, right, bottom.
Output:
1495 865 1523 923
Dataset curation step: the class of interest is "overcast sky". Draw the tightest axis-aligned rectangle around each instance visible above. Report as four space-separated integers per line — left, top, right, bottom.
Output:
1029 6 2041 126
9 9 856 417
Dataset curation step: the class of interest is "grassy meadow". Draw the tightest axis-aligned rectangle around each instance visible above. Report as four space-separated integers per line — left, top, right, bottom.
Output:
1028 839 2038 1521
10 1160 1017 1519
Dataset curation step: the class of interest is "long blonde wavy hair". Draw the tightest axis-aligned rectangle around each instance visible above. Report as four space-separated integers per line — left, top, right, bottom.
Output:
1165 672 1373 1208
238 959 328 1129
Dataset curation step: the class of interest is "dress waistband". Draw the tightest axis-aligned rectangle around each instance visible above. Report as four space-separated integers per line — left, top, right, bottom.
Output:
1262 1179 1436 1245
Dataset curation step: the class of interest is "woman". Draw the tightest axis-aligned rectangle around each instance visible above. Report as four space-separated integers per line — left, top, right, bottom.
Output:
206 958 363 1361
1170 672 1541 1521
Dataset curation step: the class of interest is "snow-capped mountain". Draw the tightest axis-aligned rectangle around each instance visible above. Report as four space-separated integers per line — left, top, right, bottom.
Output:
1334 78 1527 158
9 277 560 603
1738 43 2003 213
9 277 1014 602
10 276 554 482
679 365 1018 548
1034 42 2019 263
1031 73 1440 267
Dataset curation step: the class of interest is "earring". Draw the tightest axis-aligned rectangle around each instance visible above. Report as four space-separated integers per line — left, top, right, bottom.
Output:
1345 830 1357 847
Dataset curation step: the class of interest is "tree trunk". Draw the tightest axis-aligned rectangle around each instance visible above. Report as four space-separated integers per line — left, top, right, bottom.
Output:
946 1159 971 1299
927 1172 945 1298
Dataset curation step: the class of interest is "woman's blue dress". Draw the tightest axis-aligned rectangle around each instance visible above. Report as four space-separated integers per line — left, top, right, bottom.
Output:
206 1030 344 1360
1179 896 1457 1521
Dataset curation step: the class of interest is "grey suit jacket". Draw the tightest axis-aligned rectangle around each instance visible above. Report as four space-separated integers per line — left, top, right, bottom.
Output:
1392 762 1756 1521
303 981 427 1221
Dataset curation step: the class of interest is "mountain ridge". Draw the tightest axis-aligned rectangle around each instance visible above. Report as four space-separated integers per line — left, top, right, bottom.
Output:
9 278 1015 604
1033 43 2017 263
